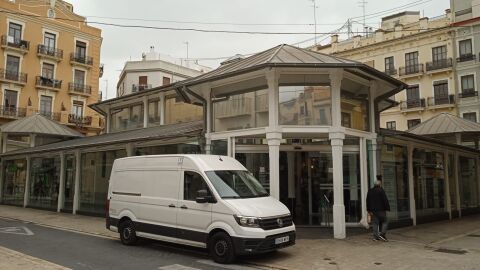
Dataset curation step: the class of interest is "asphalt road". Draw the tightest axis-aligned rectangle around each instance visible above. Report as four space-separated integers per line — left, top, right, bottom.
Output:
0 218 266 270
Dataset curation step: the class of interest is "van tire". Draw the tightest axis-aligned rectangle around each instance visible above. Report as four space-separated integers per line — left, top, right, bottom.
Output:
119 220 138 245
209 232 236 264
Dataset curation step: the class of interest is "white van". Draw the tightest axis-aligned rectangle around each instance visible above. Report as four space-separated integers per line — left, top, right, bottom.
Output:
106 154 295 263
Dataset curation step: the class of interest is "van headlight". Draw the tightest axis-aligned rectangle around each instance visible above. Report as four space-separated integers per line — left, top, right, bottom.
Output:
234 215 260 228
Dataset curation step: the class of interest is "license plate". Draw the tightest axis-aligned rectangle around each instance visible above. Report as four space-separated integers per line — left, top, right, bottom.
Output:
275 236 290 245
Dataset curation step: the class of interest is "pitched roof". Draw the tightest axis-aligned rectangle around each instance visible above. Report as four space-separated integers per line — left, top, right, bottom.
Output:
0 114 83 137
1 121 203 157
407 113 480 135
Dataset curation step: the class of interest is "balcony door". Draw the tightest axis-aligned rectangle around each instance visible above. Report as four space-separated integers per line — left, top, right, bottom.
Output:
44 32 56 49
42 63 55 79
432 46 447 63
6 55 20 80
4 90 18 111
74 69 85 86
75 41 87 59
8 23 22 43
405 51 419 73
433 81 449 105
40 95 53 115
72 100 84 117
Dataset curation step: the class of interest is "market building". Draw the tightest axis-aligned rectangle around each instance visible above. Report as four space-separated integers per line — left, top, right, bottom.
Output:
0 44 479 239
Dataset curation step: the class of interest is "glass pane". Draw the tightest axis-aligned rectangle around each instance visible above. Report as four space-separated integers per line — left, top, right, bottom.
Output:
211 140 227 155
134 143 200 156
2 159 27 206
29 157 61 210
448 154 456 211
62 155 76 212
165 98 203 125
341 90 369 131
235 153 270 192
458 156 478 210
148 100 161 126
279 86 331 126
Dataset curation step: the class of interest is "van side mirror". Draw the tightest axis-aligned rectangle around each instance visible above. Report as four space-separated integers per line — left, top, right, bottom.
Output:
196 189 213 204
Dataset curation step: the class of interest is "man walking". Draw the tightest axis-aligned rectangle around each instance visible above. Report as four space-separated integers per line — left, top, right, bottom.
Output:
366 176 390 242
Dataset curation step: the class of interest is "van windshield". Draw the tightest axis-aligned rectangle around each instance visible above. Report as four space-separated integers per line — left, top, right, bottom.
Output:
205 170 269 199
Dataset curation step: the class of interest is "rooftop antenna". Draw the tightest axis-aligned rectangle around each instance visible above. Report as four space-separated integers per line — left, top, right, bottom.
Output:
358 0 368 33
309 0 318 45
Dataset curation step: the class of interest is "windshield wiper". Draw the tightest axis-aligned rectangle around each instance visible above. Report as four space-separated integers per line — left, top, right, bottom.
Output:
222 195 241 199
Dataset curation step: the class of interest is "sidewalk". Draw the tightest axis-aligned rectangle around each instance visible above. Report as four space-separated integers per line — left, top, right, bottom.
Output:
1 205 479 270
0 245 70 270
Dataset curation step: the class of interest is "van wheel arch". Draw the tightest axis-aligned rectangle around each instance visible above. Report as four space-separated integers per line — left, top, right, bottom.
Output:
208 229 236 264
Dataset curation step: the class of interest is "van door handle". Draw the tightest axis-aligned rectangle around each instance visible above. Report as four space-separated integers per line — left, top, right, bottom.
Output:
180 205 188 209
168 204 176 208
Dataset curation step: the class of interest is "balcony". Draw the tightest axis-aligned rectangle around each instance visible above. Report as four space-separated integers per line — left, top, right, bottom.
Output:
459 90 478 98
37 45 63 62
70 53 93 68
36 76 62 91
132 84 152 92
68 82 92 96
426 58 453 72
427 95 455 108
215 98 252 119
35 110 61 121
400 98 426 111
1 35 29 54
0 69 27 85
399 64 424 76
0 106 26 119
384 68 397 76
68 114 92 126
456 53 476 62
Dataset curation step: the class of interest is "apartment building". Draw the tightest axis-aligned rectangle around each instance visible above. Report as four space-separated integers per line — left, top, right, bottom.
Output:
313 10 456 131
116 46 211 96
0 0 103 136
451 0 480 123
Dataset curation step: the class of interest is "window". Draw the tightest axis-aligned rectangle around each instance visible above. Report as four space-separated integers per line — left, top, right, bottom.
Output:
40 95 52 114
110 103 145 132
341 112 351 128
44 32 56 49
4 89 17 109
8 23 22 42
407 119 421 129
463 112 477 123
405 51 419 71
461 75 475 94
406 85 421 108
42 63 55 79
385 56 395 72
163 76 171 85
432 46 447 62
72 100 84 117
6 55 20 80
75 41 87 58
386 121 396 130
74 69 85 85
183 171 209 201
433 80 449 105
459 39 473 57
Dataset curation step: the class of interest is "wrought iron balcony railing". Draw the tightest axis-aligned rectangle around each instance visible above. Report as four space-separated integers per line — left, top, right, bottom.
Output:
458 90 478 98
456 53 476 62
399 64 424 76
1 35 30 51
0 68 27 83
36 76 62 89
37 44 63 59
384 68 397 76
69 82 92 95
400 98 426 110
70 53 93 66
0 105 26 118
427 95 455 106
426 58 453 71
68 114 92 125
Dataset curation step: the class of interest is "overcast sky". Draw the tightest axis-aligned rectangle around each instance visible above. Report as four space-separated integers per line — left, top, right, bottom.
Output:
67 0 450 99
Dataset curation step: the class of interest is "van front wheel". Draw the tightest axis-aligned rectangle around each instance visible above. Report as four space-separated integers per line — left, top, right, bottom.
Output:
119 220 138 245
209 232 236 264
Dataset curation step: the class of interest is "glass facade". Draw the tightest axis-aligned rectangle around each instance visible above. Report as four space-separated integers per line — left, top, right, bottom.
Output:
341 90 370 131
413 149 446 218
147 99 162 126
448 154 457 212
79 149 127 215
2 159 27 206
135 143 201 156
210 140 228 155
29 157 61 210
235 153 269 191
279 85 331 126
213 89 268 132
110 103 144 132
165 98 203 125
458 156 478 210
63 155 76 212
381 144 410 221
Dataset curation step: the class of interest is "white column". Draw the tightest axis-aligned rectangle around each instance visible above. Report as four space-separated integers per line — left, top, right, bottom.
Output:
159 93 165 125
454 152 461 218
126 143 134 157
330 69 346 239
143 96 149 128
370 138 378 186
29 134 36 148
360 138 369 225
72 150 81 214
267 131 281 200
23 157 31 208
407 144 416 225
444 151 451 219
205 134 212 155
105 107 111 133
369 81 378 133
57 152 66 212
227 137 233 157
266 70 279 128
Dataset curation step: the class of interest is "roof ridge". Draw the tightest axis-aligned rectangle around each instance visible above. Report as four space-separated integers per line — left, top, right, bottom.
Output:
265 44 286 63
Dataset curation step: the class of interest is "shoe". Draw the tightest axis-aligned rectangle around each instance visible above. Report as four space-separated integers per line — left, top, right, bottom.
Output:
372 236 380 241
378 234 388 242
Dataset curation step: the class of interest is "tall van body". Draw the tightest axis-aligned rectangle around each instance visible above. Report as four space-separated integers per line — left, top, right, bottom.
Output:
106 155 295 264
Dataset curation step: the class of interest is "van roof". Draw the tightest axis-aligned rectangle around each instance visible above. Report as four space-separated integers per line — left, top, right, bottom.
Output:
115 154 247 171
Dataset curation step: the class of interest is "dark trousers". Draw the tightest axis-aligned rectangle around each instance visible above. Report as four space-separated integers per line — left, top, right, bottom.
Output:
372 211 388 237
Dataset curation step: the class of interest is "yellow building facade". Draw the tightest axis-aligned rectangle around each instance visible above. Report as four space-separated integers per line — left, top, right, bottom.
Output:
0 0 103 136
313 11 457 131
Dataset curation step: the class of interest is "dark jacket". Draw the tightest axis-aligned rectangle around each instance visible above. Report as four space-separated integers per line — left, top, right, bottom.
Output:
366 186 390 212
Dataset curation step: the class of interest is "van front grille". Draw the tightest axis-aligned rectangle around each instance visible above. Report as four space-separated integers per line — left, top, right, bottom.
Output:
259 215 293 230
